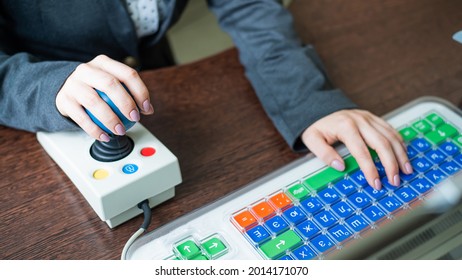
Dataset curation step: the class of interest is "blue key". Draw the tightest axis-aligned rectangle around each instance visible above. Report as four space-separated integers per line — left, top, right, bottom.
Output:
292 245 316 260
265 216 289 235
300 197 323 214
410 138 431 153
329 224 351 242
314 210 337 228
349 171 368 188
345 215 369 232
246 225 270 245
406 145 418 159
439 141 460 156
310 234 335 253
381 177 399 190
331 201 354 218
395 187 418 203
283 206 306 225
348 192 371 209
363 205 385 222
379 196 403 212
411 157 432 173
410 178 433 194
318 188 341 204
425 149 446 164
425 169 447 184
455 154 462 166
400 170 417 182
335 178 358 195
296 220 320 239
363 185 387 200
375 161 386 177
278 255 294 260
440 160 461 175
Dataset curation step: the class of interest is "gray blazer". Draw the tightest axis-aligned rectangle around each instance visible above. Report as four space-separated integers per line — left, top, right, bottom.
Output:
0 0 356 151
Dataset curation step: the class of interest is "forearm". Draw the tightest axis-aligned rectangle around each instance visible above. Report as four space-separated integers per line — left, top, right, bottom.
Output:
208 0 357 151
0 52 80 132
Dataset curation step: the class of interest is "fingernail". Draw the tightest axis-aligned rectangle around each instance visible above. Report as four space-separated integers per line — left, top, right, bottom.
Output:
142 100 153 113
115 123 126 135
129 109 140 122
331 159 345 171
99 133 110 142
374 178 382 190
405 162 413 174
393 174 400 186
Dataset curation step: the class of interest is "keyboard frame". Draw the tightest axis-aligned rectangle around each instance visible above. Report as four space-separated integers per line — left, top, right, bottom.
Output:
126 96 462 260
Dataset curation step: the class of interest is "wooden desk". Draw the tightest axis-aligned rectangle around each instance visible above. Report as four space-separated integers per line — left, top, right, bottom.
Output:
1 0 461 259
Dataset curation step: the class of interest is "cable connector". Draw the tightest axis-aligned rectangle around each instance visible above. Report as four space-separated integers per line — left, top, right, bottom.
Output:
121 200 152 260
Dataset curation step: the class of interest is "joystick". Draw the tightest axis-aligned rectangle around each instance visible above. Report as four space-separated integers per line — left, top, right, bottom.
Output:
37 87 182 228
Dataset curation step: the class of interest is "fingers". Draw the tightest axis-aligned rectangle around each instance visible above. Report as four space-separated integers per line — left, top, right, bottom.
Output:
56 55 155 141
89 55 153 115
301 110 412 191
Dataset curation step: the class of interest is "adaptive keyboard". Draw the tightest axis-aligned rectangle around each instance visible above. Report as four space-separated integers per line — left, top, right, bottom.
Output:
126 96 462 260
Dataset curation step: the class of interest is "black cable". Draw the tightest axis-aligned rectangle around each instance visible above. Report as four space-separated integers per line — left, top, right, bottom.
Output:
138 199 151 230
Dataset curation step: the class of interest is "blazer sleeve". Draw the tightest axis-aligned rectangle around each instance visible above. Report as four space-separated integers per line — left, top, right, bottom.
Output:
207 0 358 151
0 13 80 133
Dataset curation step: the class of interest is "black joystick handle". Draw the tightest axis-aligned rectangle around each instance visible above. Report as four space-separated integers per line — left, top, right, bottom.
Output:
90 135 134 162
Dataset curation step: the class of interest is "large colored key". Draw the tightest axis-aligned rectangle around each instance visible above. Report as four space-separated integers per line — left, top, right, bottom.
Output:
304 156 359 191
260 230 303 259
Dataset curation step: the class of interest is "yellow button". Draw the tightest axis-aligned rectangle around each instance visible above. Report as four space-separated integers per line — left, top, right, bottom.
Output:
93 169 109 180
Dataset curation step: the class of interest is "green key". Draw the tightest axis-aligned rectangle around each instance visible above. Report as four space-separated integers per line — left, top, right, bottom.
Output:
425 113 444 127
176 240 201 259
438 123 458 138
202 237 227 258
399 127 418 142
454 134 462 147
425 129 448 145
260 230 302 259
304 156 358 191
287 184 309 200
191 254 209 260
412 119 432 133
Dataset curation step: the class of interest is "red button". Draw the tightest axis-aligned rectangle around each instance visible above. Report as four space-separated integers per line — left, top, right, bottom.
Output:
140 147 156 157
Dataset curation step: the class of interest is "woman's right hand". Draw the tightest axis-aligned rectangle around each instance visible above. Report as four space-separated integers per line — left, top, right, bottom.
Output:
55 55 154 142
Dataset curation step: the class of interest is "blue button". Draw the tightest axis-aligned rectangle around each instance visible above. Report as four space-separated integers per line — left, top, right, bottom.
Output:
454 154 462 166
379 196 403 212
425 169 447 184
292 245 316 260
362 205 385 222
310 234 335 253
318 188 341 204
363 185 387 200
282 206 306 225
411 157 432 173
440 160 461 175
374 161 386 177
410 138 431 153
265 215 289 235
345 215 369 232
246 225 270 245
381 177 399 190
410 178 433 194
278 255 294 260
300 197 323 214
395 187 418 203
122 164 138 174
399 170 417 182
296 220 320 239
335 177 360 195
331 201 354 218
348 192 371 209
439 141 460 156
406 145 418 159
425 149 446 164
314 210 337 228
329 224 351 242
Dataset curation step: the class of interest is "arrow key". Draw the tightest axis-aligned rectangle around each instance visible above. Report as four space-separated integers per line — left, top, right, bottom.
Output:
175 239 201 259
201 236 228 259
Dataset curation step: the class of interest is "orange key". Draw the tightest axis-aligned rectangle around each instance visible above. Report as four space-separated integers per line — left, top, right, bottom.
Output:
269 192 292 210
233 210 257 230
251 201 275 219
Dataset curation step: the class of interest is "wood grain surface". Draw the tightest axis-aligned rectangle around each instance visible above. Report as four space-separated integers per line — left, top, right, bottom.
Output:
1 0 461 259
